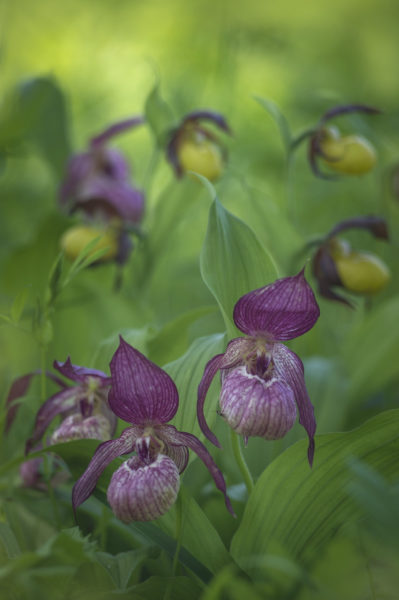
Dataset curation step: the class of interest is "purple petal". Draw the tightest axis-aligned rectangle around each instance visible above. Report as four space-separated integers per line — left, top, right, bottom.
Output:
53 358 110 386
90 116 145 147
320 104 381 124
326 216 389 241
59 152 94 207
167 428 235 517
182 110 231 134
72 426 141 511
197 338 251 447
75 177 145 224
166 132 183 177
25 387 80 454
109 337 179 425
233 269 320 341
272 344 316 466
197 354 225 448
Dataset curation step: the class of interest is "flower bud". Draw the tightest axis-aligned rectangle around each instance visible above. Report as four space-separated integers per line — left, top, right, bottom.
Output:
51 414 112 444
333 250 391 294
60 224 119 263
107 454 180 522
177 130 224 181
219 366 297 440
319 128 376 175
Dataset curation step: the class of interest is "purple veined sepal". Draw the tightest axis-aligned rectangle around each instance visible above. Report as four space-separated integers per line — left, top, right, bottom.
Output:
159 425 236 517
53 357 111 386
233 269 320 341
197 337 254 447
109 337 179 425
72 425 143 512
272 343 316 466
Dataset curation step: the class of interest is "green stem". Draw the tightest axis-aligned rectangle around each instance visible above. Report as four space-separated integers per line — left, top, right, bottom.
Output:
40 345 47 402
230 430 254 495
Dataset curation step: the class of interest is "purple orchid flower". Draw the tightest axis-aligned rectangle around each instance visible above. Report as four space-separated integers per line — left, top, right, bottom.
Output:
197 270 320 466
23 358 115 454
72 337 234 522
59 116 145 225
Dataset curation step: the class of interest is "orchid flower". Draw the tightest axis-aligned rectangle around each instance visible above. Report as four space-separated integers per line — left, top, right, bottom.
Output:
22 359 115 454
59 116 145 225
197 270 320 466
73 337 234 522
166 110 231 181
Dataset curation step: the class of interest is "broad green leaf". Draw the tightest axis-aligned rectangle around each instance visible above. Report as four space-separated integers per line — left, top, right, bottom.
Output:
342 297 399 403
200 198 278 336
119 576 202 600
157 486 232 574
0 523 21 559
96 549 149 590
254 96 292 152
164 333 226 437
144 84 175 146
10 288 29 323
231 410 399 569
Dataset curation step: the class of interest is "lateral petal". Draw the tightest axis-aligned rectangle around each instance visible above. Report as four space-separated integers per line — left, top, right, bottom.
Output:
272 343 316 466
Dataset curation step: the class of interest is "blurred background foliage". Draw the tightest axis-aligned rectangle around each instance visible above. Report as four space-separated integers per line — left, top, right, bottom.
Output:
1 0 399 597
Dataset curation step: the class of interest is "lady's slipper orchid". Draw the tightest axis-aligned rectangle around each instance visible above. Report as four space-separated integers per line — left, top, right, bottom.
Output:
296 104 380 179
72 337 234 522
166 110 231 181
197 270 320 466
23 358 115 454
59 117 145 225
312 216 390 305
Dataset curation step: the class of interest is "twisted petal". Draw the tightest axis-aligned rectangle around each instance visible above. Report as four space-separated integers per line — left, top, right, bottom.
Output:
109 337 179 425
197 338 249 447
72 425 142 511
90 116 145 147
160 425 235 517
75 177 145 224
182 110 231 134
233 269 320 341
53 358 110 386
272 344 316 466
25 387 80 454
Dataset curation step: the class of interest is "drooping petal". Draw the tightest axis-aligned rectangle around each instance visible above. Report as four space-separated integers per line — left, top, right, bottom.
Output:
90 116 145 148
219 367 297 440
182 110 231 134
107 454 180 522
53 358 110 386
197 354 225 448
233 270 320 341
72 426 141 511
25 387 80 454
109 337 179 425
5 370 67 433
59 152 94 207
272 343 316 466
163 427 235 517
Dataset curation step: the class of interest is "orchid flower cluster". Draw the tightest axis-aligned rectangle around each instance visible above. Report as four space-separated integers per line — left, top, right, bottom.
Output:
59 117 145 266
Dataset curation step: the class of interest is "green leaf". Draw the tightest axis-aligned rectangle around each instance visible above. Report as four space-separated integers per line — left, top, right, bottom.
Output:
157 486 232 574
342 297 399 403
96 549 148 590
254 96 292 152
0 523 21 559
231 410 399 569
200 198 278 337
164 333 226 438
10 288 29 323
144 84 175 146
120 576 202 600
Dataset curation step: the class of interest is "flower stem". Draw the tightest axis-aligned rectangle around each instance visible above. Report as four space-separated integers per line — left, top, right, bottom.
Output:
230 430 254 495
40 345 47 402
163 491 184 600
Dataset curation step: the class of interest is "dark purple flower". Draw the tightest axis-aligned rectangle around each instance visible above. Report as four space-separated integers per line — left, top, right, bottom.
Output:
59 116 145 225
166 110 231 181
19 448 69 491
312 216 390 305
22 358 115 454
197 270 320 466
73 337 234 522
